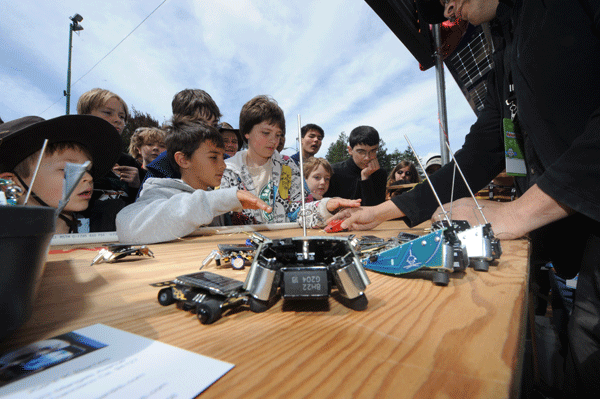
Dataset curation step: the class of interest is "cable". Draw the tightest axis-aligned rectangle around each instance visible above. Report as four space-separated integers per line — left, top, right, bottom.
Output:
40 0 168 116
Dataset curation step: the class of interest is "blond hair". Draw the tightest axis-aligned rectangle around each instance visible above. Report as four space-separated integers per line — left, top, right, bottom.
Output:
129 127 167 161
76 88 129 120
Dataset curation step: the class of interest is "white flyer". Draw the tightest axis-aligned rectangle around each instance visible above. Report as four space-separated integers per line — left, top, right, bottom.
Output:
0 324 233 398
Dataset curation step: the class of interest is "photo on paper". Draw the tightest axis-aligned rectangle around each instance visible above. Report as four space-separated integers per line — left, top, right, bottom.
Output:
0 332 107 387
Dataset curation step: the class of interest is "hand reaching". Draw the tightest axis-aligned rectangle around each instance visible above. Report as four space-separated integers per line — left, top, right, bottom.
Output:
237 190 272 213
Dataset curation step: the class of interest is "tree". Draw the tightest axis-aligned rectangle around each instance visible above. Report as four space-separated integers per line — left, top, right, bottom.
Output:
325 131 350 164
121 106 162 152
377 138 392 173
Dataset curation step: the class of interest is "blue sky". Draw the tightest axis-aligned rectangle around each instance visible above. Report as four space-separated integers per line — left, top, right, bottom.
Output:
0 0 477 163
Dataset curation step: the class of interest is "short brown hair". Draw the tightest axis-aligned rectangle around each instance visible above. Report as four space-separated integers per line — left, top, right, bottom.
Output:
76 88 129 120
171 89 221 122
13 142 92 179
165 115 224 173
303 157 332 180
129 127 167 161
239 95 285 139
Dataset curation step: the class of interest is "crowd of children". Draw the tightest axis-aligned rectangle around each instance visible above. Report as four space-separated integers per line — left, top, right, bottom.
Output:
1 86 382 243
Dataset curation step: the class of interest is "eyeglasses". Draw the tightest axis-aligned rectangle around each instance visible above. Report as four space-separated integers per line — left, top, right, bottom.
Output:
354 149 378 157
397 170 412 177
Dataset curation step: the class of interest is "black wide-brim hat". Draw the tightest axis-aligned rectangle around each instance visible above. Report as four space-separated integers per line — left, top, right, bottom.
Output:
0 115 122 179
416 0 448 24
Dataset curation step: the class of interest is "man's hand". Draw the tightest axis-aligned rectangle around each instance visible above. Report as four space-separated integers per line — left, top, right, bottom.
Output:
325 198 361 214
237 190 272 213
361 158 380 180
434 184 572 240
329 200 404 231
113 165 140 188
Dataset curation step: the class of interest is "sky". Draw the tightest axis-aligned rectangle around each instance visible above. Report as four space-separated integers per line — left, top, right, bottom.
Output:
0 0 477 163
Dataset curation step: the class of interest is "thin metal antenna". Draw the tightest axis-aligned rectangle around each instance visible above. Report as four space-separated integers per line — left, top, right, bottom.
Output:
404 135 451 224
443 141 489 224
297 114 307 237
24 139 48 204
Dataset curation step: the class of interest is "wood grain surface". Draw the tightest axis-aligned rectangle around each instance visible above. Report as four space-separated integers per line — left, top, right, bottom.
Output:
0 221 530 398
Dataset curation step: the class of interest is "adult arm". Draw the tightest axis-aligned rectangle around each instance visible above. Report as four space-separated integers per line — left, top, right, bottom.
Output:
434 184 573 240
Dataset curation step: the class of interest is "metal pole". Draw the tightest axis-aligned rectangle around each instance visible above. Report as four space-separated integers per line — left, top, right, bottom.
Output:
66 23 74 115
432 24 450 166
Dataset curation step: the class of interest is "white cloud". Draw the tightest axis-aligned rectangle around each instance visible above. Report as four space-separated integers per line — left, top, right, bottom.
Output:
0 0 476 162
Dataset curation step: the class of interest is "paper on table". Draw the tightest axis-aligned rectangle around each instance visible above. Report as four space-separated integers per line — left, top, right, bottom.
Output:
0 324 233 399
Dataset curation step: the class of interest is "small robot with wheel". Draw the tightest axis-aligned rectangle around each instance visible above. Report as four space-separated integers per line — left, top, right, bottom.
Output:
151 271 248 324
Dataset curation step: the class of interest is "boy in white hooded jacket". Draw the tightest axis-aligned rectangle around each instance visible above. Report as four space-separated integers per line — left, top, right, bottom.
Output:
116 116 271 244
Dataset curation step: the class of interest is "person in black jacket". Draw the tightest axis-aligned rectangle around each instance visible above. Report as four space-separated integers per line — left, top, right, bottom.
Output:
323 125 386 206
336 1 600 395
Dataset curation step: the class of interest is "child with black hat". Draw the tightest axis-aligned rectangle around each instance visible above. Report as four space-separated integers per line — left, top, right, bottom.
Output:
0 115 121 234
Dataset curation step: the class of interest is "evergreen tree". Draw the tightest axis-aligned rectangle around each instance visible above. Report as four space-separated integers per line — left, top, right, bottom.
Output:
325 131 350 164
377 138 392 173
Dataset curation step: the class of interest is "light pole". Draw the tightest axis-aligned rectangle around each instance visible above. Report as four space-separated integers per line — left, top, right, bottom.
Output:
65 13 83 115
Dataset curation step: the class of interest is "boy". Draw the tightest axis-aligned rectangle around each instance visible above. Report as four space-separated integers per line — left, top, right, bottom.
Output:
0 115 121 234
143 89 222 181
291 124 324 165
324 125 386 206
219 95 359 226
128 127 167 170
116 116 271 244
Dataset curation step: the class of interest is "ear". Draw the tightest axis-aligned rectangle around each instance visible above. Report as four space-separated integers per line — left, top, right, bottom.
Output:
174 152 190 170
347 145 353 156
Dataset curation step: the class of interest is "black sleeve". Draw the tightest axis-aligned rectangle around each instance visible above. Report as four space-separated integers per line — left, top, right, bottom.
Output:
391 65 506 227
359 168 387 206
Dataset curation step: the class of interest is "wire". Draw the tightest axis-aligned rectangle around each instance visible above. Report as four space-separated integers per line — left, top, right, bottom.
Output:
40 0 168 116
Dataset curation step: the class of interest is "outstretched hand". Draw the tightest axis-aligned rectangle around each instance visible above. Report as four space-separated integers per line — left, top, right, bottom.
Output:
237 190 272 213
330 200 404 231
326 197 361 214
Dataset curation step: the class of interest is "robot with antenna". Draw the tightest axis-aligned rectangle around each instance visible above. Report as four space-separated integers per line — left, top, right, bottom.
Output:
359 136 501 285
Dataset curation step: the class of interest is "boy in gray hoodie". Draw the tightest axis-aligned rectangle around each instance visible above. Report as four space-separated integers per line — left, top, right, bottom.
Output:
116 116 271 244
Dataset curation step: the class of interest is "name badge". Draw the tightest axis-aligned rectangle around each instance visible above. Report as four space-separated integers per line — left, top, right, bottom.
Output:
503 118 526 176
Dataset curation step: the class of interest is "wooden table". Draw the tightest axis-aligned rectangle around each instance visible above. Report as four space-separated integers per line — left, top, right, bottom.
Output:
0 221 530 398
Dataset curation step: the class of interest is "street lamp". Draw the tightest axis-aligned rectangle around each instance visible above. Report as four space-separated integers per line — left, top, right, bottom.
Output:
65 13 83 115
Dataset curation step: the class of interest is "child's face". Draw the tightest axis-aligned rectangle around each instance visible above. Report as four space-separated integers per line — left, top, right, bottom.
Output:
90 97 127 134
348 143 379 170
181 141 226 190
221 131 239 157
301 129 323 156
394 166 412 182
246 121 283 160
23 148 93 212
306 165 331 200
139 141 166 166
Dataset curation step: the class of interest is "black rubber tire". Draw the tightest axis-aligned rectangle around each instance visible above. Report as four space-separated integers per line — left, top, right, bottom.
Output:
433 271 450 286
158 288 175 306
345 293 368 311
472 258 489 272
196 298 223 324
248 297 270 313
